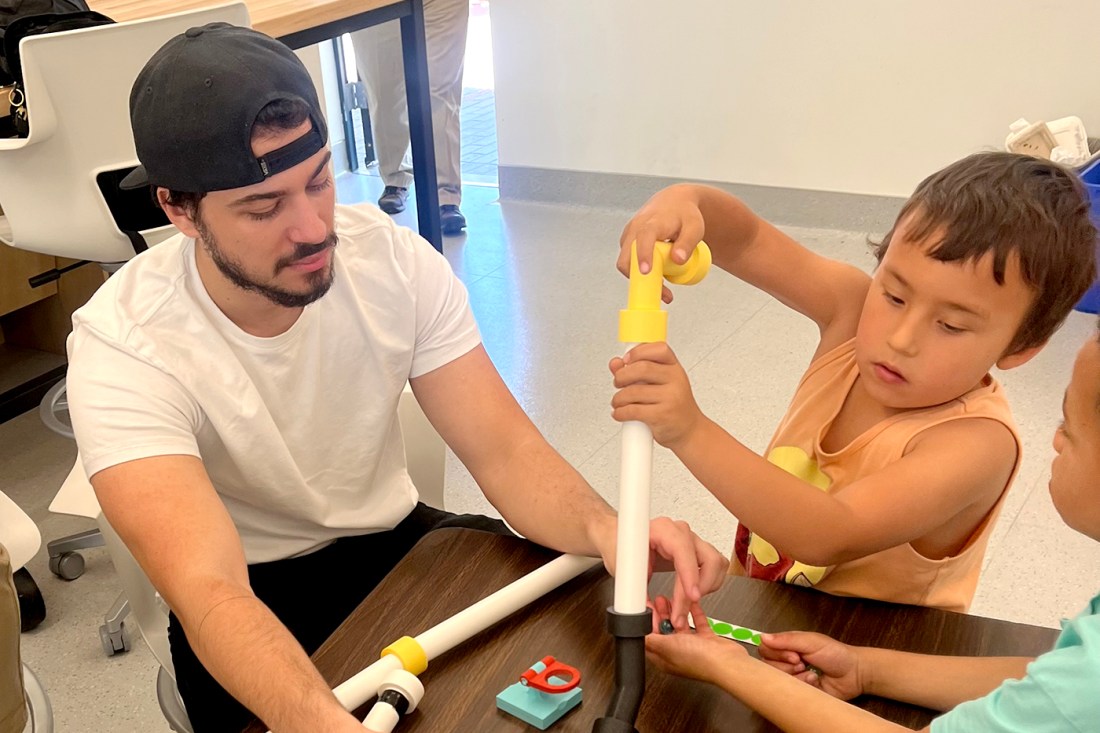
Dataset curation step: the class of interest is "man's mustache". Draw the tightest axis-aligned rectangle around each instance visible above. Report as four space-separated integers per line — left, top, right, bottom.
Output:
275 232 339 272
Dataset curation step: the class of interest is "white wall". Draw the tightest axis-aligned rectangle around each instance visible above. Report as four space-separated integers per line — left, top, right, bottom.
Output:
491 1 1100 197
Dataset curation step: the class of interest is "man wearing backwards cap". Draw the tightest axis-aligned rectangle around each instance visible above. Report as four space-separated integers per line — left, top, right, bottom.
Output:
64 24 726 733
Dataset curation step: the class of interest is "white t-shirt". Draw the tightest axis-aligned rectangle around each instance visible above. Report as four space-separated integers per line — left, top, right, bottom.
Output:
66 204 481 563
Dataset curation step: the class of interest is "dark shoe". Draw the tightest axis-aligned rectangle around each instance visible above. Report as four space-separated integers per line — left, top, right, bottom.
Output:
440 204 466 235
378 186 408 214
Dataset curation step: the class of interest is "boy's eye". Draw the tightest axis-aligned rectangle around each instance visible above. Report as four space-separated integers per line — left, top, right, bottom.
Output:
939 322 966 335
883 291 904 306
308 177 333 193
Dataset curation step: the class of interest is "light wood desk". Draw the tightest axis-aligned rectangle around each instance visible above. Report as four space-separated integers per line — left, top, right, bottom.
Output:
89 0 444 249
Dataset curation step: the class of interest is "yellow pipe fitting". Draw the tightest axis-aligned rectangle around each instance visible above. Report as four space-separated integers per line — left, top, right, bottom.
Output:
381 636 428 675
619 240 711 344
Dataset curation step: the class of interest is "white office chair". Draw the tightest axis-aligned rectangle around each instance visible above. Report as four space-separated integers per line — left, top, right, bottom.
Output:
51 384 446 732
0 0 253 619
0 1 250 262
0 491 53 732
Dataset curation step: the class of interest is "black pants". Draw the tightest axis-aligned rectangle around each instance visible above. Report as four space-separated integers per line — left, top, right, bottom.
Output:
168 504 511 733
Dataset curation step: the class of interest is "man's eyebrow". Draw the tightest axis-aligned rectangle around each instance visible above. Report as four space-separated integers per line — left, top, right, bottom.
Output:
882 265 987 319
228 151 333 207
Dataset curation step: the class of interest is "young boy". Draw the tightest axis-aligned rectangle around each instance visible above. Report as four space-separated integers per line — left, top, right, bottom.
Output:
611 152 1096 612
644 328 1100 732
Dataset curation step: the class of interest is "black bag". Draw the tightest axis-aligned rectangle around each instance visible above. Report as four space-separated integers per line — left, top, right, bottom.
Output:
0 0 113 137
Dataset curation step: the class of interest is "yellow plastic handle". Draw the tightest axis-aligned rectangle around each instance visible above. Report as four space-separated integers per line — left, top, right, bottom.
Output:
619 240 711 343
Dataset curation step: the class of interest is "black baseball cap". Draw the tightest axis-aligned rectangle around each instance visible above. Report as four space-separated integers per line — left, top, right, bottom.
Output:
120 23 329 193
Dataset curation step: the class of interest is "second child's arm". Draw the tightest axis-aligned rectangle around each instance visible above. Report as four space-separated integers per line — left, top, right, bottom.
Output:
619 184 871 355
759 630 1031 712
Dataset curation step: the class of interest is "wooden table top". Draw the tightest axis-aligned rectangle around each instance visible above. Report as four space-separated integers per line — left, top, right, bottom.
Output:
243 529 1059 732
89 0 404 42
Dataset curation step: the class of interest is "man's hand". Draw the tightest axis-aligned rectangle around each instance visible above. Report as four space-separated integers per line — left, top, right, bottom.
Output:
610 342 706 450
618 184 707 303
590 514 726 629
757 631 865 701
646 599 745 686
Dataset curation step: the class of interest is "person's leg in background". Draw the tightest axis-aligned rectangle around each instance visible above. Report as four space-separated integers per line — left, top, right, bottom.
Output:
351 0 470 234
351 18 414 214
0 544 28 733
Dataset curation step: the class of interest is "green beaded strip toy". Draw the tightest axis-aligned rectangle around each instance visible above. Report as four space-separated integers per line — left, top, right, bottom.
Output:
706 617 763 646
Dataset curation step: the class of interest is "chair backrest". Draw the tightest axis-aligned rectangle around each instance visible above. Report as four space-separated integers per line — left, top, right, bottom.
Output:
0 2 250 262
58 383 446 679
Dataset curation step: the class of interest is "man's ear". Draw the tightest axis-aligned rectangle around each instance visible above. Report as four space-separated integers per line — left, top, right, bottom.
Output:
156 188 201 239
996 341 1046 371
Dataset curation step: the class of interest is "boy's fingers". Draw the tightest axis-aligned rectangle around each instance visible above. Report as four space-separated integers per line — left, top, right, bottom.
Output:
759 658 806 676
794 670 820 687
632 227 658 274
757 645 802 666
670 219 705 265
626 342 677 365
689 603 713 637
759 631 823 655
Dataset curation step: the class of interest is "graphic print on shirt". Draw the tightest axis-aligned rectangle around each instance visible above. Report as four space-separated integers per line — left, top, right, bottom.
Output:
734 446 832 587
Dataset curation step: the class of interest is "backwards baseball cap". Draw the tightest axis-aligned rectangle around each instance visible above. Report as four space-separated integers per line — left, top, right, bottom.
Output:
120 22 328 193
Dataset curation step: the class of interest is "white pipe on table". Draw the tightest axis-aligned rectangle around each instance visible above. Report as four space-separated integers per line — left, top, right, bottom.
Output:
327 553 602 715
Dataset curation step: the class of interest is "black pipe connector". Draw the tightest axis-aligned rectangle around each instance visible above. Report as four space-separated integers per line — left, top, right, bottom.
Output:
593 606 652 733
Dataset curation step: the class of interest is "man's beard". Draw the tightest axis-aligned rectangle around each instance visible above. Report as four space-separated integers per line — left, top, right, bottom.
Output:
195 217 338 309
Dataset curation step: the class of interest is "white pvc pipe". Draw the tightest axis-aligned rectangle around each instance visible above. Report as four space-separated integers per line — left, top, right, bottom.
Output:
327 553 602 716
416 553 601 659
614 418 653 615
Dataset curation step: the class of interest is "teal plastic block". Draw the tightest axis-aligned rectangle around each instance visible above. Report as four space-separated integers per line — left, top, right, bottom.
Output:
496 678 582 730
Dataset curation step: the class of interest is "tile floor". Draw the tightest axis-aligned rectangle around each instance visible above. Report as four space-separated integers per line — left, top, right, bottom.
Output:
5 170 1099 730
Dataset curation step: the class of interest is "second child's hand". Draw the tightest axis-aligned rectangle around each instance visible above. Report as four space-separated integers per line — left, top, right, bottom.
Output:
757 631 866 701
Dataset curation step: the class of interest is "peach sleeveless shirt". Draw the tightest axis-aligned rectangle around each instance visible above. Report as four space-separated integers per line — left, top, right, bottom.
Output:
732 338 1020 612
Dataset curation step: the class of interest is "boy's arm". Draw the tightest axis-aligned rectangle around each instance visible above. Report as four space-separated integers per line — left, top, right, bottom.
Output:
716 654 920 732
860 648 1031 711
622 184 871 356
672 415 1016 567
718 647 1028 733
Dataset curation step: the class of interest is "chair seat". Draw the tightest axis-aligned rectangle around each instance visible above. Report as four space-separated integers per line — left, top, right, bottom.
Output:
48 460 100 520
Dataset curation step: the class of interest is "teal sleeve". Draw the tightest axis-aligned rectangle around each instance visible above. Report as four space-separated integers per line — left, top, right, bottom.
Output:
931 613 1100 733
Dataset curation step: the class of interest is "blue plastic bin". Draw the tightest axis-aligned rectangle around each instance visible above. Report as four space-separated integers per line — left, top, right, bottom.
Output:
1075 157 1100 314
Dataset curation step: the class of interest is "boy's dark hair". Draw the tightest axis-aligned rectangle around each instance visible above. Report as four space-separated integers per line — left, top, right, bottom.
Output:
160 98 312 217
873 151 1097 355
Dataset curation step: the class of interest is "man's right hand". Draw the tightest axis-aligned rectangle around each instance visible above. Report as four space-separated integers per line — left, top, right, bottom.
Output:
617 183 707 302
757 630 866 701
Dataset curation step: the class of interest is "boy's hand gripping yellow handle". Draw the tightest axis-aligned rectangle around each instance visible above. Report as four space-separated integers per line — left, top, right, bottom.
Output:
618 241 712 344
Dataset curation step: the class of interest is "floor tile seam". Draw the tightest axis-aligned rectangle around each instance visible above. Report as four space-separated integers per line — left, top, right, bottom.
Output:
680 299 771 373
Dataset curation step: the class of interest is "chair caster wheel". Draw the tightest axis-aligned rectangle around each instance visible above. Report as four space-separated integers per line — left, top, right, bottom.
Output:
49 551 85 580
100 621 131 656
14 568 46 632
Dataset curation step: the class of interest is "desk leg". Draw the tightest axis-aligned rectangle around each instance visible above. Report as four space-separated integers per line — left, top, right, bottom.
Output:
401 0 443 251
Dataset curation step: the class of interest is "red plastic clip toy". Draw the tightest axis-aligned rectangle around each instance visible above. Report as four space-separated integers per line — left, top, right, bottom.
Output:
519 655 581 693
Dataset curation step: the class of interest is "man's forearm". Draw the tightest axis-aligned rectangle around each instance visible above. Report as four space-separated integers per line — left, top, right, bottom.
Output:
717 655 912 733
478 433 615 556
181 593 359 732
861 647 1031 712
